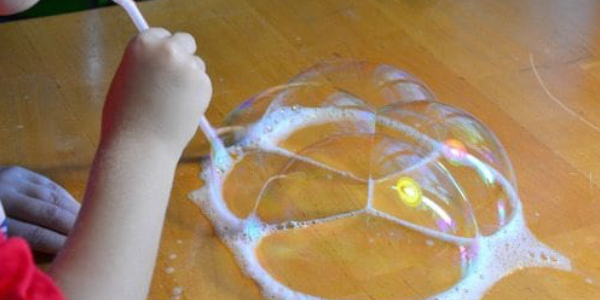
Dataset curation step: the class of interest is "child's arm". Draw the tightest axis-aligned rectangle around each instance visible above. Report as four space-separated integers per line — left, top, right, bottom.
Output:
48 28 212 300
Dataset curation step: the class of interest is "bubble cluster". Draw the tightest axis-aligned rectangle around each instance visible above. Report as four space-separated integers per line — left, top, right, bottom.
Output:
190 61 571 300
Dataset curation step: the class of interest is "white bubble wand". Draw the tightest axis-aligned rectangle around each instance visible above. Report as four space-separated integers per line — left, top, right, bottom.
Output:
112 0 229 163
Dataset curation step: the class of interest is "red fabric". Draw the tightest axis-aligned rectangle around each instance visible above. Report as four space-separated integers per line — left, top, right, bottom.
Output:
0 237 66 300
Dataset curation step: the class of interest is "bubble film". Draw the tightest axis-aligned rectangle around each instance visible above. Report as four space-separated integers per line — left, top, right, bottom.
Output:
191 62 570 300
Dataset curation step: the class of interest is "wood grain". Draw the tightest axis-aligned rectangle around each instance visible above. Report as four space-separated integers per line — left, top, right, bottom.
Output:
1 0 599 299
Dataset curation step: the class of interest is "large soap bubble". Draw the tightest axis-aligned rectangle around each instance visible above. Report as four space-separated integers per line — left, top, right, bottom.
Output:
192 61 565 300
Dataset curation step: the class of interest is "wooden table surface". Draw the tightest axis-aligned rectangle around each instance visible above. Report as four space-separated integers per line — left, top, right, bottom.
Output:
1 0 600 299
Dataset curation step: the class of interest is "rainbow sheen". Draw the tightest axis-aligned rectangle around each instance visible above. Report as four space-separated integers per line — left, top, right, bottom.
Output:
443 139 468 164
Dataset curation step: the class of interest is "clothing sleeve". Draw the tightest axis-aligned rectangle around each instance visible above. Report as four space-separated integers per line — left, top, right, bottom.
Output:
0 203 66 300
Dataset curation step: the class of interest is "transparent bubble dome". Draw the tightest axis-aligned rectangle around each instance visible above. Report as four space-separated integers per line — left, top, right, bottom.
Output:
199 61 524 300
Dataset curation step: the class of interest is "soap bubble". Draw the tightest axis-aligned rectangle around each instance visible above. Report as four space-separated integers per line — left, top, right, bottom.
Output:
206 61 518 300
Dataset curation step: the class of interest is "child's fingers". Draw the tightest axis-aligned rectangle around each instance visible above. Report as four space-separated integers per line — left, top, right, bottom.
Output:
13 168 81 215
170 32 197 54
7 218 66 254
21 182 81 216
6 165 49 184
2 192 77 235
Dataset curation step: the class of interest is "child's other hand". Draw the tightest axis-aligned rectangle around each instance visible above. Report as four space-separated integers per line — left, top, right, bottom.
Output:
102 28 212 154
0 166 80 254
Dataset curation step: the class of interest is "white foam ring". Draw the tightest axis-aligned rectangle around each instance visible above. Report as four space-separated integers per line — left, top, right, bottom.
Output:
190 106 571 300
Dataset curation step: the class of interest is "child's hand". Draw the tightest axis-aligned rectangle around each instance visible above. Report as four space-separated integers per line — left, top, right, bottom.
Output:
102 28 212 154
0 166 80 254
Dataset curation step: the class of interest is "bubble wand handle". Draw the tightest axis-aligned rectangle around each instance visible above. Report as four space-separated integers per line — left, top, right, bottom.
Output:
111 0 228 161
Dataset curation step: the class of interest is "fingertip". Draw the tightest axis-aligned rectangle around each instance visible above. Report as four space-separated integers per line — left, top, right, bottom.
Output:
53 190 81 217
170 32 197 54
52 185 81 215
